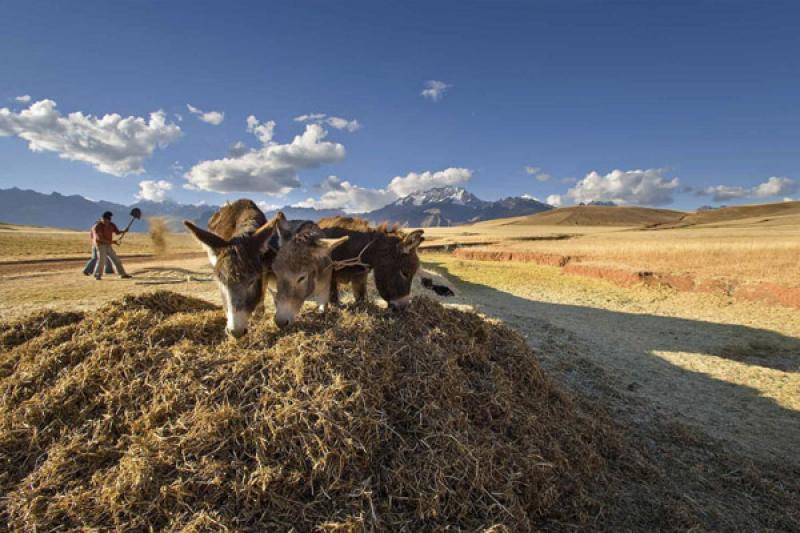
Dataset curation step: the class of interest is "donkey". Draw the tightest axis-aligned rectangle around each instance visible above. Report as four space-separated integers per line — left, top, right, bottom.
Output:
270 219 349 328
318 217 424 310
184 199 284 338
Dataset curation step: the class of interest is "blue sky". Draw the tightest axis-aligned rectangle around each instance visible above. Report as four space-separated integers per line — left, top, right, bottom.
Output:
1 0 798 210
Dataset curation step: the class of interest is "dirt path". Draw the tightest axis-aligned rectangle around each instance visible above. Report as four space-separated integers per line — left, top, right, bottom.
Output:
0 252 204 275
421 257 800 466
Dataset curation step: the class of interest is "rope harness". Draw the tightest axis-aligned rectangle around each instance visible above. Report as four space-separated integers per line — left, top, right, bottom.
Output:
329 239 375 272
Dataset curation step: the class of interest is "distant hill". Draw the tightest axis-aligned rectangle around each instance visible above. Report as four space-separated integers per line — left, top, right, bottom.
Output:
667 201 800 228
0 186 553 230
0 187 219 231
507 205 686 226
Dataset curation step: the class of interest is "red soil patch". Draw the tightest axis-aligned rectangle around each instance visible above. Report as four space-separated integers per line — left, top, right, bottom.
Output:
449 247 800 310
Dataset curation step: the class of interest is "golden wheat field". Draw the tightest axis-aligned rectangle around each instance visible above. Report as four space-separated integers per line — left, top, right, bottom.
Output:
1 211 799 530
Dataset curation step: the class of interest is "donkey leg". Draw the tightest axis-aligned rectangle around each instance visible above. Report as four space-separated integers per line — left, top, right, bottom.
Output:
329 272 341 306
353 272 368 303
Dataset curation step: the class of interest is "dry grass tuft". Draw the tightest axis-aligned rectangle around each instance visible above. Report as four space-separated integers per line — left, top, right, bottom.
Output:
148 216 170 255
0 291 622 531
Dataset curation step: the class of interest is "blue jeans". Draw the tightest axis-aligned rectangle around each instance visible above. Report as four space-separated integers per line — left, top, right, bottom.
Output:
83 246 114 275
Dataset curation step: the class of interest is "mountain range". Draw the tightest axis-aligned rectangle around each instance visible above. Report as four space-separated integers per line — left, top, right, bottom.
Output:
0 186 553 231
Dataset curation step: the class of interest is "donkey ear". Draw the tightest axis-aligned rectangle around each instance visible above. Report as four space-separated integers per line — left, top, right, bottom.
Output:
253 212 284 253
184 221 227 250
276 213 293 247
318 235 349 251
401 229 424 253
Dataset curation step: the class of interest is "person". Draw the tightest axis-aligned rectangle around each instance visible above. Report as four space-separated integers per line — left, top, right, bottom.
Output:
82 245 114 276
92 211 132 280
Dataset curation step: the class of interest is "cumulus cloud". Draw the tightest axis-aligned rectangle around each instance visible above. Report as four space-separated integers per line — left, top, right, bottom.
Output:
294 113 361 132
0 99 181 176
15 95 31 103
184 118 345 194
566 168 680 206
421 80 452 101
136 179 173 202
295 167 474 213
546 194 563 207
294 176 395 213
700 176 797 202
387 167 473 197
186 104 224 125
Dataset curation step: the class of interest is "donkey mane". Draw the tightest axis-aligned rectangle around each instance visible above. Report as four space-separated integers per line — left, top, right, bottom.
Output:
318 216 408 238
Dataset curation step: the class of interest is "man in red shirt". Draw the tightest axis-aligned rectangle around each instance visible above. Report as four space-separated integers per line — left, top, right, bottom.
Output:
92 211 131 280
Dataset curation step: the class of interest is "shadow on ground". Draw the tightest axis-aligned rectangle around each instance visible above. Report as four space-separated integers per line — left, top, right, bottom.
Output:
425 259 800 466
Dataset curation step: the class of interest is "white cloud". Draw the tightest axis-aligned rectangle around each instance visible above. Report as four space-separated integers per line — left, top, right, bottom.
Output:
294 113 361 132
136 179 173 202
295 167 473 213
546 194 563 207
186 104 224 125
246 115 275 144
566 168 680 206
387 167 473 197
184 118 345 194
753 176 796 197
524 166 540 175
783 197 794 202
700 176 797 202
0 99 181 176
524 165 551 182
15 95 31 103
421 80 452 101
294 176 395 213
700 185 749 202
256 200 283 212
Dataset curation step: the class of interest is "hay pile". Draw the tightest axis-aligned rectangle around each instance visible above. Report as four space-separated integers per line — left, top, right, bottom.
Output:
148 216 169 255
0 292 620 531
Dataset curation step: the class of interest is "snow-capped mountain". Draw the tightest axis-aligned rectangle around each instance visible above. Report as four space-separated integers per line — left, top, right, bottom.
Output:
394 186 483 207
364 186 552 227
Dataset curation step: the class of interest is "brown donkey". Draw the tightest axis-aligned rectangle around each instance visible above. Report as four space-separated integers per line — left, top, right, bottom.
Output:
318 217 424 310
184 199 284 338
271 219 349 328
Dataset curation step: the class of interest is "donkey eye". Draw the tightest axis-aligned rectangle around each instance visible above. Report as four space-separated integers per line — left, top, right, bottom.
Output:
297 275 306 284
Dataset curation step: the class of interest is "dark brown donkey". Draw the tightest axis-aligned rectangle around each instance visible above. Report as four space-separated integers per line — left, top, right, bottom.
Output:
318 217 424 310
184 200 284 338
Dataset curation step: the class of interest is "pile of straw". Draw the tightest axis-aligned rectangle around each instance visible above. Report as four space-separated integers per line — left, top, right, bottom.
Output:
0 292 620 530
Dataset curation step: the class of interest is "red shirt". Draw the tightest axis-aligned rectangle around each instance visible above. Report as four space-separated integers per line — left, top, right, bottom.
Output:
91 220 121 245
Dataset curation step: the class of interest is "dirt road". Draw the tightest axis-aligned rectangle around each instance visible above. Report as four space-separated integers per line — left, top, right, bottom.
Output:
421 257 800 466
0 252 204 276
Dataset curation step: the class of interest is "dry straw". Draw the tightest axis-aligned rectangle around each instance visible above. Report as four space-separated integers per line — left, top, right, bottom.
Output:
2 291 797 530
0 291 620 531
148 216 170 256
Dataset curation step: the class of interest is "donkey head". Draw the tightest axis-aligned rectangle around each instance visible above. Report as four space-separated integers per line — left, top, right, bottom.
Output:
373 229 424 310
184 213 282 338
271 220 349 328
